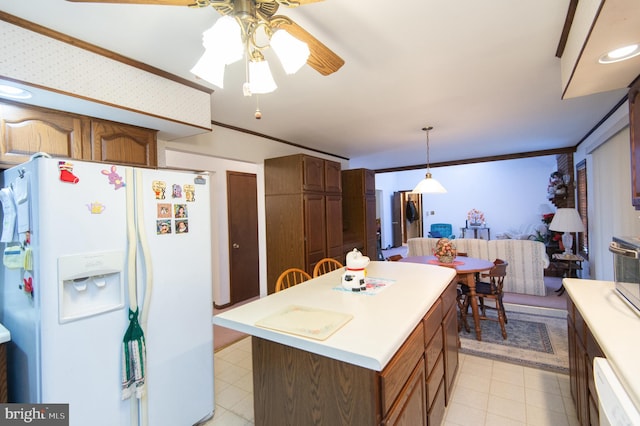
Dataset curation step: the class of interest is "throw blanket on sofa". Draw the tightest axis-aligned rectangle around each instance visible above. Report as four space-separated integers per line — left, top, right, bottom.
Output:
407 237 549 296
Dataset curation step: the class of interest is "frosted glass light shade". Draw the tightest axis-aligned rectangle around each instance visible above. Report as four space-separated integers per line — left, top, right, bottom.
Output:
249 60 277 94
412 172 447 193
201 16 243 65
190 16 243 88
270 29 310 74
190 50 226 88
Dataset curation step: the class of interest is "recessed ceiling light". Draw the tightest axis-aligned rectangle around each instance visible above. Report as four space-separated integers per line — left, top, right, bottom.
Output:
0 84 32 99
599 43 640 64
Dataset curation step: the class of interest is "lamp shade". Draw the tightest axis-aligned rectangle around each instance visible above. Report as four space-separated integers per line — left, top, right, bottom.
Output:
270 29 310 75
412 172 447 193
249 60 277 94
549 208 585 232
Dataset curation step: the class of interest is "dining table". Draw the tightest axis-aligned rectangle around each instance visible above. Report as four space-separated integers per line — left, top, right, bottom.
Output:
399 255 495 341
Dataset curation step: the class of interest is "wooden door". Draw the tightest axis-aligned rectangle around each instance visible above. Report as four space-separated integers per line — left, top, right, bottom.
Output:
392 192 402 248
227 172 260 304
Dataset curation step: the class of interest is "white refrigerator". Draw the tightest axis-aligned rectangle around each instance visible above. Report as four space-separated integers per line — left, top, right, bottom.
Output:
0 156 214 426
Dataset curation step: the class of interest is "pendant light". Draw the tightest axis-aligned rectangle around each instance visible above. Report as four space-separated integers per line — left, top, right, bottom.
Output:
412 126 447 193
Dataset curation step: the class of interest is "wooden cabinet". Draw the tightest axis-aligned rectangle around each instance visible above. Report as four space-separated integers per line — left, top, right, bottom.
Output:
251 277 458 426
441 280 459 404
89 119 157 167
567 296 604 425
0 100 157 168
265 154 343 293
0 101 85 164
629 78 640 209
342 168 378 259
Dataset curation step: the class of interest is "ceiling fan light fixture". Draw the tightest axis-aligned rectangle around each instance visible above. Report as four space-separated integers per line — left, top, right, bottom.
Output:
599 43 640 64
190 50 227 88
412 126 447 194
270 29 310 75
201 16 243 65
249 59 277 94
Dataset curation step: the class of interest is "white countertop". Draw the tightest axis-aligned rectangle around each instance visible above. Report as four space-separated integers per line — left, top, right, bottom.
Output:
213 261 456 371
564 279 640 410
0 323 10 344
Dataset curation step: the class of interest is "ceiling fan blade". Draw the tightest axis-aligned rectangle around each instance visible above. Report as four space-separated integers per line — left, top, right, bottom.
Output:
274 19 344 76
66 0 199 5
270 0 325 5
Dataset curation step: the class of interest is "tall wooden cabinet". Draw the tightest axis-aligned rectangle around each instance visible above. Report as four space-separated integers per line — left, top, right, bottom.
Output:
342 168 377 259
265 154 343 294
0 100 157 168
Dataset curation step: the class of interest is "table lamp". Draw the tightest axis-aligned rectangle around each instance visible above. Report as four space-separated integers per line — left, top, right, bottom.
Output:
549 208 585 254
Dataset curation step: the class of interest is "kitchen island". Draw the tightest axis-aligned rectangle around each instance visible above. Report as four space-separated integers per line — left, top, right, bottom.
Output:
214 261 458 425
564 278 640 424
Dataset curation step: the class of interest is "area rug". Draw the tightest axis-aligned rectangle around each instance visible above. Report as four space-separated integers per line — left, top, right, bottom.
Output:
459 310 569 374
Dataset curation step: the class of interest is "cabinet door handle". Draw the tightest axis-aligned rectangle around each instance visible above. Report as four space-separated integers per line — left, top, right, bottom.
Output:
232 243 240 249
609 242 639 258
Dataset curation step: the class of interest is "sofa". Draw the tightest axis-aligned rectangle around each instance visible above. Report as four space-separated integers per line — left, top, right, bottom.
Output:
407 237 550 296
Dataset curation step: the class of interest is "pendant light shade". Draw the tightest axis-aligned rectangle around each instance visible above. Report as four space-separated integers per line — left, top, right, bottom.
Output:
412 126 447 193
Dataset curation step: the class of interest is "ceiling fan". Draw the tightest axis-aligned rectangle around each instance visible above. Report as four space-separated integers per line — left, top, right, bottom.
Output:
65 0 345 77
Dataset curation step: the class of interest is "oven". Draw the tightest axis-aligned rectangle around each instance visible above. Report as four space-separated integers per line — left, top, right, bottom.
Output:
609 236 640 312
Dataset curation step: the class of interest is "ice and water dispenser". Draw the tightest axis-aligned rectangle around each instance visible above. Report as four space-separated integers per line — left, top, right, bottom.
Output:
58 250 125 323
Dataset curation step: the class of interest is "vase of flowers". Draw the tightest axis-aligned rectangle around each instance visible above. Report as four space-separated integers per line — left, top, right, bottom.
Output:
467 208 485 227
434 238 457 263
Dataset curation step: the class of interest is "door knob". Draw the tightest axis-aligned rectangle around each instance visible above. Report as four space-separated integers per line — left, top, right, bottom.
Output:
232 243 240 249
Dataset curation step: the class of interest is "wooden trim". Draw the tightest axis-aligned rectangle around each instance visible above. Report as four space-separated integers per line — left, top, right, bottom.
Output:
0 11 213 94
211 120 350 161
556 0 578 58
375 147 577 174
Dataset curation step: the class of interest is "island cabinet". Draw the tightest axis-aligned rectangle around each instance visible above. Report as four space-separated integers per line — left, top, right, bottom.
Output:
567 296 604 426
265 154 343 293
251 278 458 426
0 100 157 168
342 168 378 259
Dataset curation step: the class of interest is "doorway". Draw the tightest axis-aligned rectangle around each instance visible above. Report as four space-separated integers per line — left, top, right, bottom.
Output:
227 171 259 304
392 191 423 246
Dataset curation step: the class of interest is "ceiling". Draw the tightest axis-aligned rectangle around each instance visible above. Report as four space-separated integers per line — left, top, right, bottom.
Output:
0 0 637 170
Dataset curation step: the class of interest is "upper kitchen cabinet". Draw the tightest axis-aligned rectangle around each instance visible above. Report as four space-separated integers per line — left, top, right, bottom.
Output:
0 100 157 168
89 119 157 168
0 101 84 165
558 0 640 99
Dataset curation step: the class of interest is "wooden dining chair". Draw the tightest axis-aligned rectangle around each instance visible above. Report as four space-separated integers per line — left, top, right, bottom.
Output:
313 258 344 277
275 268 312 292
459 259 509 339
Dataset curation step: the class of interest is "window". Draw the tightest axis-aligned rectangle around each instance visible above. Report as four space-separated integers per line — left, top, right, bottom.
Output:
576 160 588 258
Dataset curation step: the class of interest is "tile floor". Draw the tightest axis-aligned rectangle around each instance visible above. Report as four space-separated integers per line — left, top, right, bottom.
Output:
204 336 579 426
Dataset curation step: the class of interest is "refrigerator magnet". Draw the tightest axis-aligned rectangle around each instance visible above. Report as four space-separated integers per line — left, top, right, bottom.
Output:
172 184 182 198
184 185 195 202
157 203 171 218
87 202 106 214
156 219 171 235
101 166 125 190
152 181 166 199
174 204 187 218
175 220 188 234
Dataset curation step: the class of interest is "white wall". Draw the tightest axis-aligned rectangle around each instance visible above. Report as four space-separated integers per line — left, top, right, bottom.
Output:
160 125 347 305
375 156 557 249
